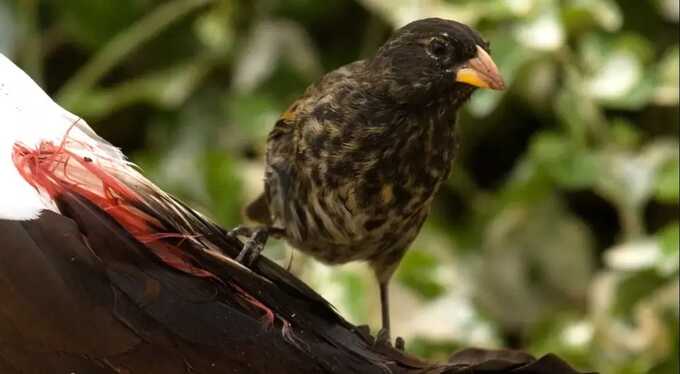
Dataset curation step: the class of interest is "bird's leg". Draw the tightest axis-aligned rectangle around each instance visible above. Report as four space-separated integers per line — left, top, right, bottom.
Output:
379 281 391 339
375 281 393 346
375 280 406 350
228 226 284 267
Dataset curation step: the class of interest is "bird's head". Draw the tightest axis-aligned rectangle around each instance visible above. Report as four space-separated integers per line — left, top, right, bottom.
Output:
370 18 504 107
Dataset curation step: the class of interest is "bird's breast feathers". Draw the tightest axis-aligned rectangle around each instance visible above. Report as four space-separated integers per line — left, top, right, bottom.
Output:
262 53 461 263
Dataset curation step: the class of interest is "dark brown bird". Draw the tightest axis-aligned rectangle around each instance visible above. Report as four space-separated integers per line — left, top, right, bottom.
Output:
238 17 505 342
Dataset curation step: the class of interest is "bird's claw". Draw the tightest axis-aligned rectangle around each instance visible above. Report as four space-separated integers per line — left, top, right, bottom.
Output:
230 226 270 267
395 336 405 351
375 328 390 346
235 237 264 266
374 328 405 351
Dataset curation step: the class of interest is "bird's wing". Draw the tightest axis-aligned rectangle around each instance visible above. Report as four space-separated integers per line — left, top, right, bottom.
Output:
1 203 391 373
254 60 368 232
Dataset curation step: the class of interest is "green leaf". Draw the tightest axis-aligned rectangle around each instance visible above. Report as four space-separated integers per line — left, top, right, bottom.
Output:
477 196 594 329
63 55 216 118
655 157 680 203
529 132 600 189
203 151 242 227
225 93 281 141
563 0 623 32
612 270 666 319
554 77 604 144
595 141 677 210
654 0 680 22
514 2 565 51
193 2 236 53
654 45 680 106
335 271 369 322
230 19 321 93
609 118 642 149
56 0 146 49
0 1 16 54
657 222 679 274
397 249 446 300
578 33 656 109
604 240 661 271
527 316 594 370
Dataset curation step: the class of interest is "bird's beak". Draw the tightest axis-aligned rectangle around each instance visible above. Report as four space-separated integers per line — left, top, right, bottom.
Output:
455 45 505 90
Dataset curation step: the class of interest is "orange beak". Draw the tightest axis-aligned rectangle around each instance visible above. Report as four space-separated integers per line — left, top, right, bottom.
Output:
455 45 505 90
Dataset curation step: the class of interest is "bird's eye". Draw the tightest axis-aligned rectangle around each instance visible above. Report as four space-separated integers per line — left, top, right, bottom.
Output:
428 39 447 58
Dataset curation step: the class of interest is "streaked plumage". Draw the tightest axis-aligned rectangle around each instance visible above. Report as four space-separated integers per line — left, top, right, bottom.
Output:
246 18 505 338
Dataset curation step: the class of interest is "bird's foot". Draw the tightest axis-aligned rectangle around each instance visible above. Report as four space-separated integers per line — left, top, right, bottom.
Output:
374 328 406 351
229 226 270 267
395 336 405 351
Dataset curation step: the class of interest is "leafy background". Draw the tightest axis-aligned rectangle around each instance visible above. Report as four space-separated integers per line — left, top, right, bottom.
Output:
2 0 678 372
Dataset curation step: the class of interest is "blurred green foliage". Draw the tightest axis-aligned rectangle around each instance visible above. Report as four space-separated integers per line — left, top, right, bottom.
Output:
2 0 677 372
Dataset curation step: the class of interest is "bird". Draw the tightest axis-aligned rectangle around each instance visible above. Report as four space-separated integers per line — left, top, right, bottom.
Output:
239 17 505 343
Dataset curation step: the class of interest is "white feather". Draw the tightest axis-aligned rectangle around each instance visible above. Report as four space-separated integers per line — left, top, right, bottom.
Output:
0 53 125 220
